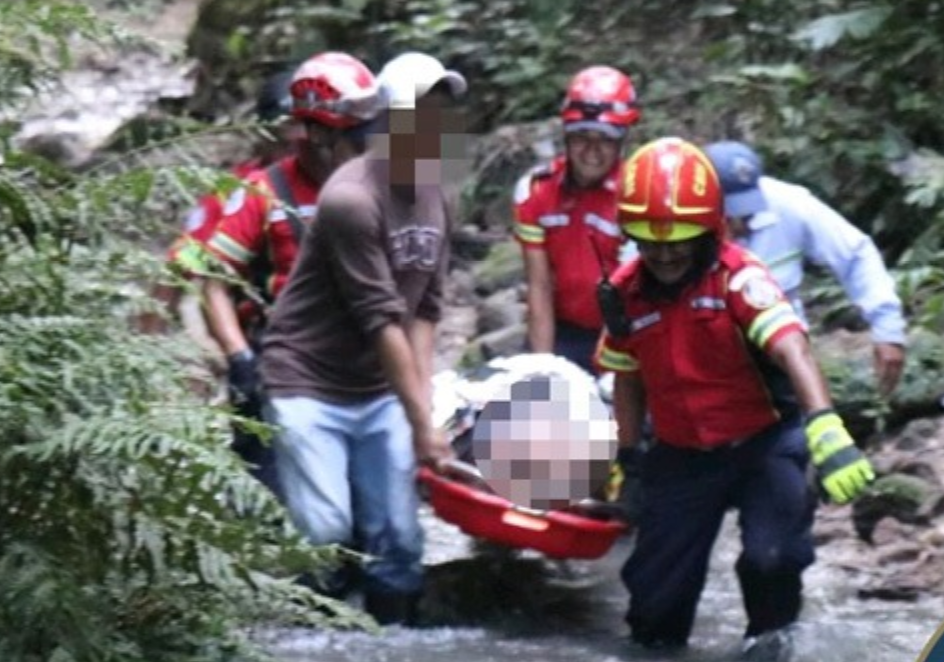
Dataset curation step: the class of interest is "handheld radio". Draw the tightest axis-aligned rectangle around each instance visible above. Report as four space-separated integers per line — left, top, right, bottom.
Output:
589 236 631 338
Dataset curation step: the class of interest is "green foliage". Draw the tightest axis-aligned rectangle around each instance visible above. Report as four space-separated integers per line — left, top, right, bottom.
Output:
370 0 581 127
792 7 893 50
699 0 944 261
0 4 372 661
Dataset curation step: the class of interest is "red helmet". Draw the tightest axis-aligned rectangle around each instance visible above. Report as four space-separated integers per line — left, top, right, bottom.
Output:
290 52 381 129
561 66 640 136
617 137 723 242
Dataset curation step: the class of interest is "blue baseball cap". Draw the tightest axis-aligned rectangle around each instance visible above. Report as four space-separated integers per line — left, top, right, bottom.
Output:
704 141 768 218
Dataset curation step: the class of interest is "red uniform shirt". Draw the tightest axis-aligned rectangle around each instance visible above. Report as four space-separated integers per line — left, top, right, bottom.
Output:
165 159 261 272
207 156 320 300
513 157 624 330
596 241 805 449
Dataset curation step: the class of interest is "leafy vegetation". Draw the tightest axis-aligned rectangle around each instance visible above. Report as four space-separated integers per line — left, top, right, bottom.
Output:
194 0 944 264
0 4 370 662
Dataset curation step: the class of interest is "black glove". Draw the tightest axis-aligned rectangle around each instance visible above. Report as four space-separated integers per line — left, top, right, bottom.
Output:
227 349 262 418
604 446 645 523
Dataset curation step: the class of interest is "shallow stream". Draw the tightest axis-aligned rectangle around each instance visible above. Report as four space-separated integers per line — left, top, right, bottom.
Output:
257 510 943 662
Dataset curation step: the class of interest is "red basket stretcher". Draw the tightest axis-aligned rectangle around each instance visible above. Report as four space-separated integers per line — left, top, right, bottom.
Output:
417 460 628 560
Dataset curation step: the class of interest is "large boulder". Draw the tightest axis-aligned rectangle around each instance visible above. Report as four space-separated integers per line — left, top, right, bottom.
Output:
472 240 524 297
852 473 943 543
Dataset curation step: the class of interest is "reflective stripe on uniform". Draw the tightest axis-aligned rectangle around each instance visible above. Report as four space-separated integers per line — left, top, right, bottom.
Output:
173 239 214 273
746 301 799 348
597 345 638 372
208 232 255 265
514 222 545 245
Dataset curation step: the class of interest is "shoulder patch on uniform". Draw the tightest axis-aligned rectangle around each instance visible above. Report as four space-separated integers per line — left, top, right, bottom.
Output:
740 274 781 310
513 163 554 205
728 265 767 292
530 162 554 180
183 206 207 233
222 187 247 216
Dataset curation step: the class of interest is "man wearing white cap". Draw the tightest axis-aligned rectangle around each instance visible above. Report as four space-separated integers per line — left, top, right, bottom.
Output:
260 51 466 625
705 140 906 397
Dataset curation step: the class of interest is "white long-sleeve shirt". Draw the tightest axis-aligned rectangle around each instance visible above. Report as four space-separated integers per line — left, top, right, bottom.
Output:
737 176 906 345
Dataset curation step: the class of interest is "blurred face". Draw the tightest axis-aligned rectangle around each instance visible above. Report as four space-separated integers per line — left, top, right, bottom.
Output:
636 236 701 285
470 376 616 511
255 117 305 165
374 88 468 186
296 122 360 184
565 129 623 187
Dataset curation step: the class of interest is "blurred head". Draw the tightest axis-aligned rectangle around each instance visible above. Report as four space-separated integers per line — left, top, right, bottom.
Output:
703 140 768 237
256 70 294 123
373 52 468 186
288 52 383 182
561 65 640 187
471 374 616 511
252 69 300 164
618 137 723 288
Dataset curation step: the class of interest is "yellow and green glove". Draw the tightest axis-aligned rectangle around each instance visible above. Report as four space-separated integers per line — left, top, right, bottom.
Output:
604 446 644 522
805 409 875 504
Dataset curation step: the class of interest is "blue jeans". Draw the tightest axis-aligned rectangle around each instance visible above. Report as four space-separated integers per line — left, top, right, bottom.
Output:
265 394 423 595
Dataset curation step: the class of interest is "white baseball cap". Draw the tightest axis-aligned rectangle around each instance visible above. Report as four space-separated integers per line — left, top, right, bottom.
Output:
378 52 467 109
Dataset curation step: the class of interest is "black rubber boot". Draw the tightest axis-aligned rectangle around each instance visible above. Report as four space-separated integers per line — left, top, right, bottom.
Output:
363 590 421 627
736 558 802 637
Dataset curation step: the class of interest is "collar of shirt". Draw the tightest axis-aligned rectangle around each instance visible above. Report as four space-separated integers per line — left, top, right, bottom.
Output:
746 209 780 232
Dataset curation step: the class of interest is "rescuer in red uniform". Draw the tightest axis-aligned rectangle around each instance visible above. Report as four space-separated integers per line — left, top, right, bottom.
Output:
514 65 640 372
201 52 384 496
596 137 875 658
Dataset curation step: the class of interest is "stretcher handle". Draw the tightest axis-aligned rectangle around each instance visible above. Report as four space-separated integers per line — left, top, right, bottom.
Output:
439 458 497 494
563 498 633 524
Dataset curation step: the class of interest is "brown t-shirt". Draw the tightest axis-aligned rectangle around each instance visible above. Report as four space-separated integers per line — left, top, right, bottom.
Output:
261 154 450 403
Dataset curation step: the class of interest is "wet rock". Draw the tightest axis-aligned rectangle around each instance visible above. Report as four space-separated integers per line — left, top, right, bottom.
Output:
893 417 942 452
870 518 917 548
857 542 944 602
446 268 478 307
875 536 923 564
812 506 854 546
857 581 922 602
892 460 939 484
466 120 558 233
852 473 939 543
15 50 194 168
476 288 524 335
463 324 528 367
420 551 602 627
434 304 478 373
472 240 524 296
452 225 497 263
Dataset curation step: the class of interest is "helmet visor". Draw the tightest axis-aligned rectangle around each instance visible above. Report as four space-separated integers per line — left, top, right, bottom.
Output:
292 87 382 124
621 218 709 242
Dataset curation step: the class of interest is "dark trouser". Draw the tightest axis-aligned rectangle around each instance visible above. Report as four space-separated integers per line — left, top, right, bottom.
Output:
553 321 602 375
622 419 816 647
229 329 282 499
231 424 281 499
